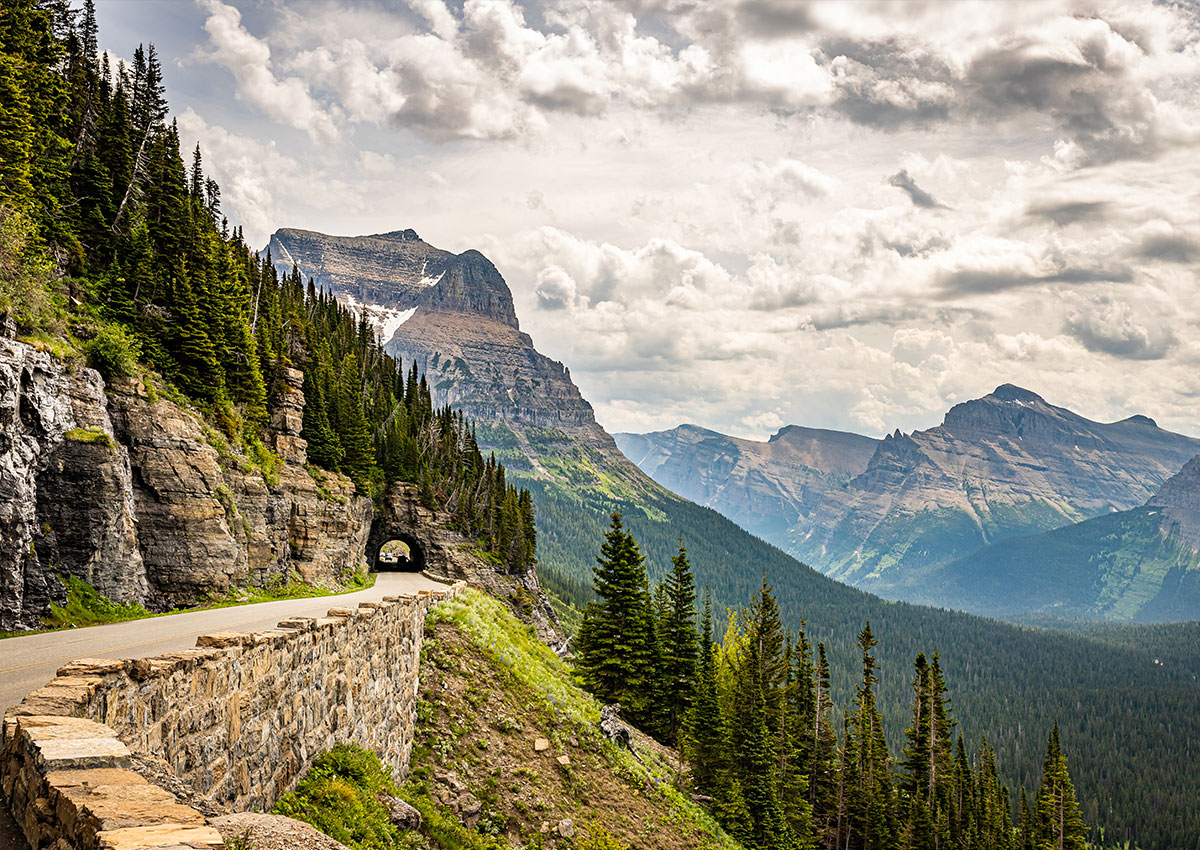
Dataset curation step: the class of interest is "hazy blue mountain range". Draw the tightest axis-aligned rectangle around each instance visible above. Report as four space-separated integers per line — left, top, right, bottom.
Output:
620 385 1200 621
923 455 1200 622
614 424 878 539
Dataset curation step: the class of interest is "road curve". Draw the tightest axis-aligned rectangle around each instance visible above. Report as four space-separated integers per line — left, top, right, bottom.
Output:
0 572 444 714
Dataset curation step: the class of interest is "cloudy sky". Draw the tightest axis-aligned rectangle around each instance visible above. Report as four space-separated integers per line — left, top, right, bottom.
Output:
96 0 1200 439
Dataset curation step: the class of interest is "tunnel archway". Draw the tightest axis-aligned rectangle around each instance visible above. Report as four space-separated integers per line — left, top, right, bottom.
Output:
373 533 426 572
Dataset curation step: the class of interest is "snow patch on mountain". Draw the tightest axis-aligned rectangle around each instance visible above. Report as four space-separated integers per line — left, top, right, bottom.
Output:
338 292 418 345
418 261 444 288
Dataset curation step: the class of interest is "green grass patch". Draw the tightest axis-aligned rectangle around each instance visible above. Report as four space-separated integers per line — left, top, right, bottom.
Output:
275 744 412 849
42 573 151 630
63 427 113 448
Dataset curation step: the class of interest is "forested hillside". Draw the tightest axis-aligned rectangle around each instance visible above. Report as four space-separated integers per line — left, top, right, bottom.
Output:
574 514 1088 850
0 0 534 569
529 475 1200 849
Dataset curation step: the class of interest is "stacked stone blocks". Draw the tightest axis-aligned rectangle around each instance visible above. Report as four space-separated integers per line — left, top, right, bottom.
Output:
2 581 465 849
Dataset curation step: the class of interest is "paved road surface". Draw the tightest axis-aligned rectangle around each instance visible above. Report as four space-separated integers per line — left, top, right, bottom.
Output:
0 572 443 850
0 571 443 714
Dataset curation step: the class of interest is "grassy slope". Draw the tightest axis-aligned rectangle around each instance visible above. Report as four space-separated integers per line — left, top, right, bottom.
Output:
402 589 742 850
477 425 1200 850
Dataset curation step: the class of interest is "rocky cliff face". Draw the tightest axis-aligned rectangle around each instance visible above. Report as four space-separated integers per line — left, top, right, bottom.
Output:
0 337 371 630
790 385 1200 596
614 424 878 538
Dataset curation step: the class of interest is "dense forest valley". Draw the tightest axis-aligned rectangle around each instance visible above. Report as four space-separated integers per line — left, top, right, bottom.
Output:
1 2 1198 849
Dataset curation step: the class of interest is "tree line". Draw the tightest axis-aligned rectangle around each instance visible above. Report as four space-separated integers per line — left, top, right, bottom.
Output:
575 514 1087 850
0 0 536 572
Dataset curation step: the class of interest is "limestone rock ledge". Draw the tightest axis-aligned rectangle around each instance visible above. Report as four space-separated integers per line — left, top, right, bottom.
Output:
0 337 371 630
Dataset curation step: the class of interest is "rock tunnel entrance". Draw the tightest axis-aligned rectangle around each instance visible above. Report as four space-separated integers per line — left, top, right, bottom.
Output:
373 534 426 573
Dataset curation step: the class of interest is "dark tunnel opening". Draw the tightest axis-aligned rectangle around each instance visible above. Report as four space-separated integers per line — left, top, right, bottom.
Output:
374 534 426 573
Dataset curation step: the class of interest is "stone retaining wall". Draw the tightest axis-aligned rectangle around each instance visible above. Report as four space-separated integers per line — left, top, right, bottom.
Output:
2 582 463 849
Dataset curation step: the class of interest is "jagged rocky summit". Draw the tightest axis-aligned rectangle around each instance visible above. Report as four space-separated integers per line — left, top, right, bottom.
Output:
789 384 1200 596
268 227 637 481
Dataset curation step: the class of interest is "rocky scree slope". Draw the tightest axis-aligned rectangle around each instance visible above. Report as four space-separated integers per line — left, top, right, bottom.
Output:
926 452 1200 622
787 384 1200 598
615 424 878 539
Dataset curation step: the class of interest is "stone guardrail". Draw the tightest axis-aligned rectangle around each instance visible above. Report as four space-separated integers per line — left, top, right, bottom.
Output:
2 582 465 850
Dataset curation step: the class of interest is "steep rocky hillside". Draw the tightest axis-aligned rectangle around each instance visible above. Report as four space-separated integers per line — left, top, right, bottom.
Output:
615 424 878 538
268 228 639 493
789 384 1200 596
927 455 1200 622
403 589 739 850
0 334 557 634
0 338 369 629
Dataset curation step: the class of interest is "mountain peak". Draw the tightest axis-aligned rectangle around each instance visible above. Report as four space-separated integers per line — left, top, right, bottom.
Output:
376 228 422 241
267 227 519 330
990 384 1045 404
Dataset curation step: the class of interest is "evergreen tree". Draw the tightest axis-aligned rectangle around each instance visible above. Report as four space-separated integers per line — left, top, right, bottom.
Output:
849 622 896 850
810 642 839 846
685 590 722 792
1032 723 1086 850
574 513 659 729
301 363 342 468
333 351 375 490
657 539 700 746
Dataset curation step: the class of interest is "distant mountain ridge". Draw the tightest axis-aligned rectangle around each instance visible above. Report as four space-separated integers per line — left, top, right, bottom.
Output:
792 384 1200 596
614 424 878 539
928 456 1200 622
618 384 1200 619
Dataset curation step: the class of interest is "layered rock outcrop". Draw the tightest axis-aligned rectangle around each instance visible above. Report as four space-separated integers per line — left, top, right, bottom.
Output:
0 337 371 631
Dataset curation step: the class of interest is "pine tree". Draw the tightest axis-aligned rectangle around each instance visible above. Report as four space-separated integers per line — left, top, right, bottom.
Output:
810 642 838 846
1032 723 1087 850
657 539 699 746
574 513 659 729
334 351 376 491
849 622 896 850
685 590 723 792
301 362 343 469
